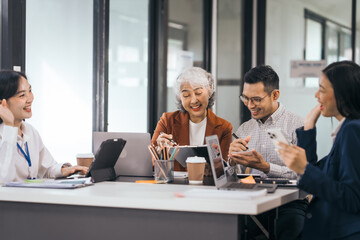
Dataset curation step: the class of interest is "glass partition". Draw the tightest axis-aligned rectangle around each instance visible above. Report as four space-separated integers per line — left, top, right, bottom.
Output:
108 0 149 132
167 0 203 112
216 0 242 129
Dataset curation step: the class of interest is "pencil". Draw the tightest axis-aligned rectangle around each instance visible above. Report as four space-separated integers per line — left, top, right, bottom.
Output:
147 146 159 160
169 147 177 160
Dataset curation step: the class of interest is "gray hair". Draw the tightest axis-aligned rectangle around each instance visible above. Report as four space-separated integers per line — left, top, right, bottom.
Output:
174 67 216 112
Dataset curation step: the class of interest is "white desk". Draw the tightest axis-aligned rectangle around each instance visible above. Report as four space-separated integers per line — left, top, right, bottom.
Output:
0 181 300 240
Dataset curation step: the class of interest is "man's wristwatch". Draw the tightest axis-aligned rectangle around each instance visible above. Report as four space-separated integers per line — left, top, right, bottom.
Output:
228 158 236 166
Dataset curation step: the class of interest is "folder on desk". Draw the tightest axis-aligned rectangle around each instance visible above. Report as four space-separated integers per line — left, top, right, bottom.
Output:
3 178 93 189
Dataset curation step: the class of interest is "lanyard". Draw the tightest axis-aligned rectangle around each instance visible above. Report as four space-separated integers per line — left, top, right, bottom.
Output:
17 142 31 167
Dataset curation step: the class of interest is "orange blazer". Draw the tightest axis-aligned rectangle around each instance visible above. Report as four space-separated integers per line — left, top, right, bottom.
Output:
151 109 233 171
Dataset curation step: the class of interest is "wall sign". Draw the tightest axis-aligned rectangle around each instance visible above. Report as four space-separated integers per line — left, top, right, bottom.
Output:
290 60 327 78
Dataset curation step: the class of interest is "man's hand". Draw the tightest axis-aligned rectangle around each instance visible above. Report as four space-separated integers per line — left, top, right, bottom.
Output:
229 149 270 174
229 135 251 153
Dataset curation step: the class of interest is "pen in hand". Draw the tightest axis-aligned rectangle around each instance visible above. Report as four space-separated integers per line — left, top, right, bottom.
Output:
160 132 177 146
232 132 249 150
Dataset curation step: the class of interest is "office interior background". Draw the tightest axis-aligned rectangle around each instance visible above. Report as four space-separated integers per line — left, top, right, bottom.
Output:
1 0 358 165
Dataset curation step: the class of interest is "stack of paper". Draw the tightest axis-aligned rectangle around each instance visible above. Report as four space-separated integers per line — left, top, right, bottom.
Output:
4 177 93 189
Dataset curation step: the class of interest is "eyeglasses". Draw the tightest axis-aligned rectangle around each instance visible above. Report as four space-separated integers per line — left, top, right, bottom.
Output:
239 93 270 105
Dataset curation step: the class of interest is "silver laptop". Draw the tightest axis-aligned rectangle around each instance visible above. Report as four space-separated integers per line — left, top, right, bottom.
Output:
93 132 153 177
205 135 277 193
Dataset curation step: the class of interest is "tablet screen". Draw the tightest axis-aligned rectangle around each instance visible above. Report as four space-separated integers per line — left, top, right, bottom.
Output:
169 145 209 168
86 138 126 178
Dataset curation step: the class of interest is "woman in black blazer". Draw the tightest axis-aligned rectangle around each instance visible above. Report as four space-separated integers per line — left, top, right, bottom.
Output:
278 61 360 239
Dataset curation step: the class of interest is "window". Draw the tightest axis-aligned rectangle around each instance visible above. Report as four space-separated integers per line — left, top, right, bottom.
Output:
108 0 149 132
166 0 203 112
26 0 93 165
216 0 243 128
304 9 352 88
305 18 323 88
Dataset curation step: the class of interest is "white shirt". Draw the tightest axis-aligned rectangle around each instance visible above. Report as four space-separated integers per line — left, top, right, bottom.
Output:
189 117 207 146
235 103 303 179
331 117 346 143
0 122 63 183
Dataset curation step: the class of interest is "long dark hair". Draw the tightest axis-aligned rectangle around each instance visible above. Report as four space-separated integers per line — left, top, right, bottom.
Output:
0 70 28 124
322 61 360 119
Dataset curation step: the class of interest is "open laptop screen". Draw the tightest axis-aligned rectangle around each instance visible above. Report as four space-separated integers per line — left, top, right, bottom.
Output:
206 136 226 180
93 132 153 177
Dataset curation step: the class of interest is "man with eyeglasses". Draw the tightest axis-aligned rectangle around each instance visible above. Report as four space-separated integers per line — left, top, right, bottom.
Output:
228 65 308 240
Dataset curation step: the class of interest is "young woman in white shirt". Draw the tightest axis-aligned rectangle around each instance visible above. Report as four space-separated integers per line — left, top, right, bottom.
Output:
0 70 87 183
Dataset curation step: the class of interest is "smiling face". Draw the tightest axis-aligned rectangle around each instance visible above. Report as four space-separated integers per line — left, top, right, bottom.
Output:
180 82 210 123
242 82 279 122
315 73 341 120
6 76 34 126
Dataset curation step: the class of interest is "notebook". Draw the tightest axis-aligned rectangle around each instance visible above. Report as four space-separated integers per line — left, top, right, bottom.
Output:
205 135 277 193
4 178 93 189
93 132 153 177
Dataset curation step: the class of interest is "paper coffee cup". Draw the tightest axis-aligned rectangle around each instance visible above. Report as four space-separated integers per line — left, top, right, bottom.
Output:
76 153 94 168
186 157 206 184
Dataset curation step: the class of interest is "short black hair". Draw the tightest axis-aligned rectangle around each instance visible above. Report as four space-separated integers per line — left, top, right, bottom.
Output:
0 70 28 124
322 61 360 119
243 65 279 93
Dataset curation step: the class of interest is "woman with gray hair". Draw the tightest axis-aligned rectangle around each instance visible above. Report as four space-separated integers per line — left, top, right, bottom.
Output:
151 67 232 171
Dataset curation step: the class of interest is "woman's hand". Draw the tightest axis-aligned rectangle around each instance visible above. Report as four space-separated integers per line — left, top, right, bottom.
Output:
61 165 88 177
304 104 321 130
277 142 308 175
156 132 176 148
0 99 15 126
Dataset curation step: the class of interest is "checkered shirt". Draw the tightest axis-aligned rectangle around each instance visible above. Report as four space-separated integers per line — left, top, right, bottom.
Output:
235 103 303 179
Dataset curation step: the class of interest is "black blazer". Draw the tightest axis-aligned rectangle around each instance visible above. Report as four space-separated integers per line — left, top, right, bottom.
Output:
296 119 360 239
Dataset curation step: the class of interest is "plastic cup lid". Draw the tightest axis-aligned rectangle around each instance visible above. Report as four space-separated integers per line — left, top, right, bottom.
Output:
186 156 206 163
76 153 94 158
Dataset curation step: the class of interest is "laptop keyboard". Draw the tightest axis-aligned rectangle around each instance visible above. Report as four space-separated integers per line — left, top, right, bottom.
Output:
226 183 256 189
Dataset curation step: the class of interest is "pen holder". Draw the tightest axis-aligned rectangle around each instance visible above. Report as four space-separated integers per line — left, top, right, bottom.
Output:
154 160 174 183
